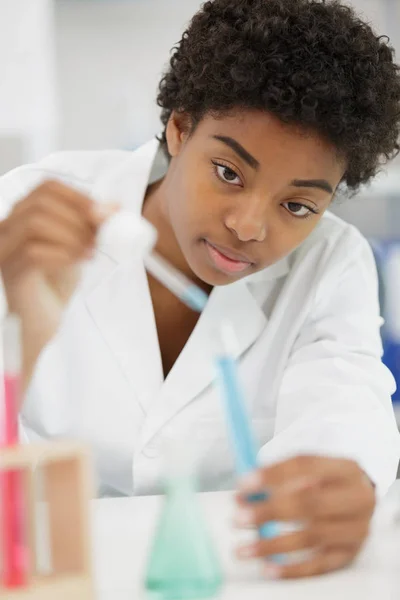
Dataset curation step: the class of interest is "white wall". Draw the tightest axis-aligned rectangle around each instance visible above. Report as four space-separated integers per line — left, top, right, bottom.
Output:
54 0 202 151
0 0 57 172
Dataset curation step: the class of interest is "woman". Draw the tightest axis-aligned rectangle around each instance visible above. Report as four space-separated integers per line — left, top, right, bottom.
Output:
1 0 400 579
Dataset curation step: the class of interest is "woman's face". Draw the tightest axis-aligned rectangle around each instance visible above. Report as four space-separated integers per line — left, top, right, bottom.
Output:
162 109 346 286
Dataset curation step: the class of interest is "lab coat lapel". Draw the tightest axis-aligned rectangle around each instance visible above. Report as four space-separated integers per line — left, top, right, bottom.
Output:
85 258 163 414
138 279 268 447
85 139 164 412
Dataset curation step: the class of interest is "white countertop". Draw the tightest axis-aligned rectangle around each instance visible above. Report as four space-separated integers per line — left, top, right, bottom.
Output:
92 481 400 600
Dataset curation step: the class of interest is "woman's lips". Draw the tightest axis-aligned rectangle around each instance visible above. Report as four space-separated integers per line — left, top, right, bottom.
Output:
204 240 253 274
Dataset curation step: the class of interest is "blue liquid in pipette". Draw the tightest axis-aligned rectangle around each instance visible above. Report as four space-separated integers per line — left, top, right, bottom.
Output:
182 285 209 312
217 356 282 551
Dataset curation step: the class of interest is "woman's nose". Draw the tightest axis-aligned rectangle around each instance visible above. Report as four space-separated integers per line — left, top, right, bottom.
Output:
225 203 267 243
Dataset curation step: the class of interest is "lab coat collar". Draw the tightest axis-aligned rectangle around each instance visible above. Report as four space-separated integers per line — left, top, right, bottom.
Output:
244 256 290 284
137 253 290 448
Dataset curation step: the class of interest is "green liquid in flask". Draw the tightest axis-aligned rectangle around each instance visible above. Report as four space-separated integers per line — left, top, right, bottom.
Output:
145 474 223 600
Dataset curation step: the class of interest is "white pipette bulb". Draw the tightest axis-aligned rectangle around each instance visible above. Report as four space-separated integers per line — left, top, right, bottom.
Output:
97 210 157 262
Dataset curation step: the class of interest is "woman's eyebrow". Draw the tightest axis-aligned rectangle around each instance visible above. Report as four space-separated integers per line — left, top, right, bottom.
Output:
290 179 333 194
212 135 260 170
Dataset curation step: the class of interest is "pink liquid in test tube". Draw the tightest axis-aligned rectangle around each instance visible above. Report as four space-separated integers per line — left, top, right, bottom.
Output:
1 315 28 588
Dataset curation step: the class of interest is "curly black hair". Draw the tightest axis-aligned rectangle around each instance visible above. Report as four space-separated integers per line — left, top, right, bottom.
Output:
157 0 400 191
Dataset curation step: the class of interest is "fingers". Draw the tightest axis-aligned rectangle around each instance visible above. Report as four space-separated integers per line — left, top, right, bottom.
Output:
2 240 86 283
236 480 375 523
236 528 315 559
4 215 93 276
24 212 94 256
30 195 94 240
261 547 358 580
239 456 362 493
20 242 83 271
236 518 370 560
10 179 115 232
2 180 118 270
237 457 375 525
32 180 95 218
9 180 91 223
236 525 361 580
34 180 118 226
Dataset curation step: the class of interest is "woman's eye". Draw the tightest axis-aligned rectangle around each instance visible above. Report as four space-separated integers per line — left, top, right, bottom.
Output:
283 201 316 218
214 163 242 186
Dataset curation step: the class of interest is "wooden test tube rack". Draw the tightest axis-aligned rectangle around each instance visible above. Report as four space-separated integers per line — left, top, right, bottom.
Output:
0 442 94 600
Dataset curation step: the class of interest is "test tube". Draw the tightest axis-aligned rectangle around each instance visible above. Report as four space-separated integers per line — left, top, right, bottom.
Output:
1 314 29 588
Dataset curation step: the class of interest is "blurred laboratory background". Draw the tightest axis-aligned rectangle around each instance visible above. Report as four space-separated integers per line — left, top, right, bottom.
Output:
1 0 400 405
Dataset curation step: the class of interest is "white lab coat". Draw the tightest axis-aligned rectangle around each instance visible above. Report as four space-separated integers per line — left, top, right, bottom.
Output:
0 139 399 498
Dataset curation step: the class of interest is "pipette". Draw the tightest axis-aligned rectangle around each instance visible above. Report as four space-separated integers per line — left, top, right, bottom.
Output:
97 211 208 313
215 319 281 546
144 252 208 313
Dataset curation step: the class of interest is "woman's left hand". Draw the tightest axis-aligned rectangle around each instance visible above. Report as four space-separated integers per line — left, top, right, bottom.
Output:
234 455 376 579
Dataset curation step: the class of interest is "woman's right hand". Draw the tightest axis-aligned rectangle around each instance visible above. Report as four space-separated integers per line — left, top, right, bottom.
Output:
0 180 115 388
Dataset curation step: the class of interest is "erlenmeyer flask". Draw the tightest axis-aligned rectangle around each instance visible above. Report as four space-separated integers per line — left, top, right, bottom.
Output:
144 471 223 600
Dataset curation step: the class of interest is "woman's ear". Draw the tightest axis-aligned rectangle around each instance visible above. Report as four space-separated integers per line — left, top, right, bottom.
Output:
166 111 191 157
